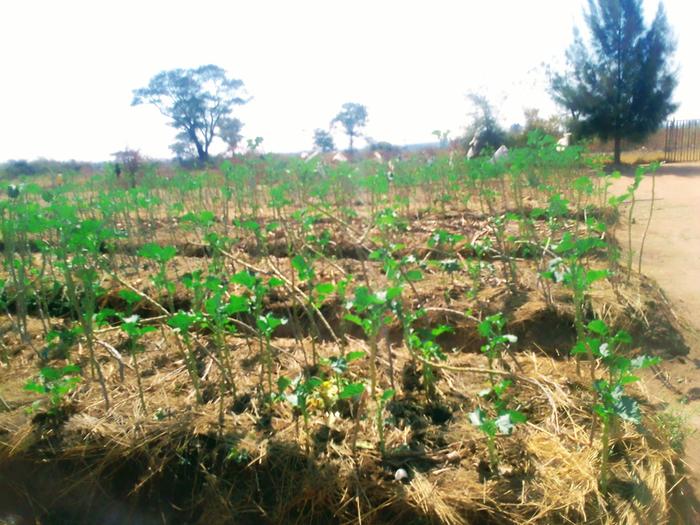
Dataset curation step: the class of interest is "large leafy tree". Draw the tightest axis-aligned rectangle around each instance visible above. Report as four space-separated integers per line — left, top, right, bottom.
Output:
132 65 247 163
550 0 677 164
332 103 368 153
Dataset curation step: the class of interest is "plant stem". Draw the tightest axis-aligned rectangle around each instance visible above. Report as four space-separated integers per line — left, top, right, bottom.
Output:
600 418 610 492
638 169 656 276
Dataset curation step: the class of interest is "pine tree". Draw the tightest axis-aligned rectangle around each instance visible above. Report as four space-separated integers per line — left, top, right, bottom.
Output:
551 0 677 164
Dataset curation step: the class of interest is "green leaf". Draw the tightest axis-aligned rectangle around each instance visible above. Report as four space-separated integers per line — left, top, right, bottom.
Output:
339 382 365 399
346 351 366 363
226 295 250 314
613 330 633 345
268 277 285 288
344 314 364 327
277 376 292 392
291 255 314 281
232 271 257 290
405 269 423 282
507 410 527 424
241 220 260 232
137 243 176 263
631 355 661 369
380 388 395 402
585 269 609 286
620 374 640 385
168 311 195 332
587 319 608 336
430 324 453 338
314 282 335 296
385 286 403 301
24 381 47 394
118 289 142 306
613 395 641 424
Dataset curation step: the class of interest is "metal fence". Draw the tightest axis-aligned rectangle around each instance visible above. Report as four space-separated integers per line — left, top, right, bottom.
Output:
664 119 700 162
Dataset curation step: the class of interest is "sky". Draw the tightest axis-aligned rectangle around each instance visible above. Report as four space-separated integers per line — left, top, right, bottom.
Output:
0 0 698 162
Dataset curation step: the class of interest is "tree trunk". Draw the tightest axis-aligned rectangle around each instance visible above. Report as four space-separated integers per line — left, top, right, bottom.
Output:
613 135 622 165
349 133 354 154
189 129 208 163
195 143 208 163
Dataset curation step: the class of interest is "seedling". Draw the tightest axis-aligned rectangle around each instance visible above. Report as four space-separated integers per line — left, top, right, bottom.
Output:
543 230 609 377
578 319 660 491
469 379 526 470
407 323 451 399
232 270 286 403
345 285 401 397
138 243 177 312
478 313 517 383
120 314 156 413
25 364 82 416
167 311 204 404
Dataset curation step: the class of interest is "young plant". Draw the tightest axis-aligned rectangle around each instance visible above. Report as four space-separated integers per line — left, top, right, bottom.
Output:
120 314 156 413
345 286 401 398
232 270 286 404
375 387 395 454
138 243 177 312
290 253 334 365
469 379 526 471
24 364 82 416
167 311 204 404
543 230 609 378
257 312 288 402
406 322 452 399
579 319 661 491
277 374 324 451
478 313 517 383
325 350 367 401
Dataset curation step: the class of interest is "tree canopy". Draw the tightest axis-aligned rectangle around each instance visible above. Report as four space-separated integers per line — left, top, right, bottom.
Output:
132 65 247 163
313 129 335 152
218 117 244 156
465 93 506 151
332 103 368 153
550 0 677 164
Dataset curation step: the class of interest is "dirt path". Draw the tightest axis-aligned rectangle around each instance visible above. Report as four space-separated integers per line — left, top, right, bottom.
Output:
613 162 700 511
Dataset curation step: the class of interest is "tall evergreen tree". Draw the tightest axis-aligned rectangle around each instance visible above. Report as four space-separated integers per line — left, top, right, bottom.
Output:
550 0 677 164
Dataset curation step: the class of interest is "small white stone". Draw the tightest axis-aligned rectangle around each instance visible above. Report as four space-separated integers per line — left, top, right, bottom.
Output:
394 468 408 481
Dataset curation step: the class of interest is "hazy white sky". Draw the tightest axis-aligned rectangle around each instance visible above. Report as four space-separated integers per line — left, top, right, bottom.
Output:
1 0 697 161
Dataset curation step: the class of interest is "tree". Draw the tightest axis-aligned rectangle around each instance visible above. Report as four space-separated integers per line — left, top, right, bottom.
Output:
132 65 247 163
550 0 677 164
432 130 451 148
332 103 368 153
2 160 38 178
465 93 506 151
218 117 244 155
522 108 564 137
111 149 142 188
313 129 335 152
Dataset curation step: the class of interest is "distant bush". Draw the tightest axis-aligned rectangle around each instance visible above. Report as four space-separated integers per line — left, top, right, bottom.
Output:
0 159 89 179
368 141 401 156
